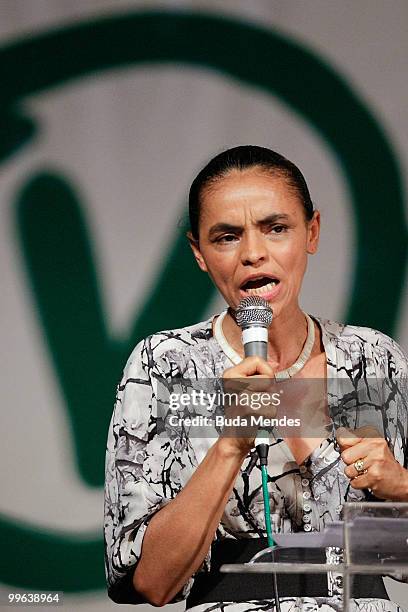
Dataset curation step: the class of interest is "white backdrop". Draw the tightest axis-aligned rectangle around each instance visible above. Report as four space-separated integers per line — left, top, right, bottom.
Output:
0 1 407 610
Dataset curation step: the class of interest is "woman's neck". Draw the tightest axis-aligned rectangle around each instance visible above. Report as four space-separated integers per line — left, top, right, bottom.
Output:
223 305 311 371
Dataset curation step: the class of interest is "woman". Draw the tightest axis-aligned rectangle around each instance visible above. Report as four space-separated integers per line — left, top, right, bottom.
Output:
104 146 408 611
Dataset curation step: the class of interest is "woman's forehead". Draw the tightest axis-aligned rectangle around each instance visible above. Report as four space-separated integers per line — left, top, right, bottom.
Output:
200 170 303 223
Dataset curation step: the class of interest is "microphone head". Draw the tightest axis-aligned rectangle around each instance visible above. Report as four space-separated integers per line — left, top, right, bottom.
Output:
235 296 273 329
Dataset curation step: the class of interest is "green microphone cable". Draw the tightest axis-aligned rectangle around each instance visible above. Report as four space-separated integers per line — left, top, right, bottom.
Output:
261 464 274 548
257 443 274 546
256 441 281 612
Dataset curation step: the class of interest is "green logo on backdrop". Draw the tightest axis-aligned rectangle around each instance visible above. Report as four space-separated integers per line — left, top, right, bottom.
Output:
0 11 406 591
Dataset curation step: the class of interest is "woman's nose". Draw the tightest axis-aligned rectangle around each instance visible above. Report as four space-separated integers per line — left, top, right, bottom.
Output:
240 232 267 266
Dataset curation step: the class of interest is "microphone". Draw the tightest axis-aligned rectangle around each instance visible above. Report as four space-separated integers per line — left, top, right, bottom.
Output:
236 296 274 446
235 296 273 359
235 297 281 609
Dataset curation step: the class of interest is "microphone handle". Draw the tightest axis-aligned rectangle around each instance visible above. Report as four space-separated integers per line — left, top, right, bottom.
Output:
244 341 268 359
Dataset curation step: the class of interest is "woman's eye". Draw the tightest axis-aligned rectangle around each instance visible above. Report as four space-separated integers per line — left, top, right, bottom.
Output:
216 234 238 243
270 225 287 234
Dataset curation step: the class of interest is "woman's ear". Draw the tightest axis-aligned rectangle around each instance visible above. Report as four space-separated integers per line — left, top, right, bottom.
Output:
187 232 208 272
306 210 320 254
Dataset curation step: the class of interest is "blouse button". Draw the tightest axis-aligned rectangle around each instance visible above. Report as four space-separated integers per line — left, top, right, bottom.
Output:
303 491 311 500
304 503 312 512
299 465 307 474
301 478 309 487
304 524 312 532
303 515 311 523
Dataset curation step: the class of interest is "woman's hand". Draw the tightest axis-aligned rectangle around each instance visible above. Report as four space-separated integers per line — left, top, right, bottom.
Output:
219 356 276 456
336 426 408 501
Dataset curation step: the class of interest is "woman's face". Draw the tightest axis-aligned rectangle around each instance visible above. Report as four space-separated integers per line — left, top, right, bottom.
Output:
189 168 320 320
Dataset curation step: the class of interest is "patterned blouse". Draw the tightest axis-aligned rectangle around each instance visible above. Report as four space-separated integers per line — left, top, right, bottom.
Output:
104 314 408 611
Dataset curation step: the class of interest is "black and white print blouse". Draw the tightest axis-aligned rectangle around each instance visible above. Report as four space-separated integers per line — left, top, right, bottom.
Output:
104 314 408 611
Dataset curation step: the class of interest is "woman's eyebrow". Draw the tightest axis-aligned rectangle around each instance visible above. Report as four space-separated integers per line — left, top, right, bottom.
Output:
208 214 291 237
208 222 243 237
258 213 290 225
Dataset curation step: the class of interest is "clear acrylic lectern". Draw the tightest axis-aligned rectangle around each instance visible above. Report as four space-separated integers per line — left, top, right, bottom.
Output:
221 502 408 611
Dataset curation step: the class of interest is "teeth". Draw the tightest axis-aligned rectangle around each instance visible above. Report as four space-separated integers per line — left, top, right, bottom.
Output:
246 281 278 296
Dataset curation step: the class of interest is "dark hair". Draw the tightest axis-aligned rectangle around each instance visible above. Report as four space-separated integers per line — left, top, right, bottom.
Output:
188 145 314 240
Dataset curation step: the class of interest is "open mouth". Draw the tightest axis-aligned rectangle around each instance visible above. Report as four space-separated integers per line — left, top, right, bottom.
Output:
240 276 280 296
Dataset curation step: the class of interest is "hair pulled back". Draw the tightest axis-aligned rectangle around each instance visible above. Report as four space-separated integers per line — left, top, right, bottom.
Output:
188 145 314 240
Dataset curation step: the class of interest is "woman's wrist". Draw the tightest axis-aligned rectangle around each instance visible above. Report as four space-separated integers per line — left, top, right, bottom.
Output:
385 466 408 502
396 467 408 501
214 437 252 462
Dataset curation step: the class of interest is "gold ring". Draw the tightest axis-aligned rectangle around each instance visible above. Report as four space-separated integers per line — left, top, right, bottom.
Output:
353 458 365 475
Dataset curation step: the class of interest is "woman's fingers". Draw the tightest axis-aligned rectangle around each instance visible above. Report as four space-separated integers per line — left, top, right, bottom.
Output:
335 427 361 449
223 357 277 401
221 357 278 451
223 355 275 378
336 426 382 450
338 426 386 465
337 426 408 499
340 439 384 465
344 455 373 479
347 458 406 499
347 471 371 490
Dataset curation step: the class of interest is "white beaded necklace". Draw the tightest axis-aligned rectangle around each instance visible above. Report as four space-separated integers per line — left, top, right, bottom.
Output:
214 310 315 380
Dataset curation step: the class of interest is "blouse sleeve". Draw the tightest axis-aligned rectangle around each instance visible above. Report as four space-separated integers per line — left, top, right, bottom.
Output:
379 336 408 584
383 336 408 469
104 337 205 603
